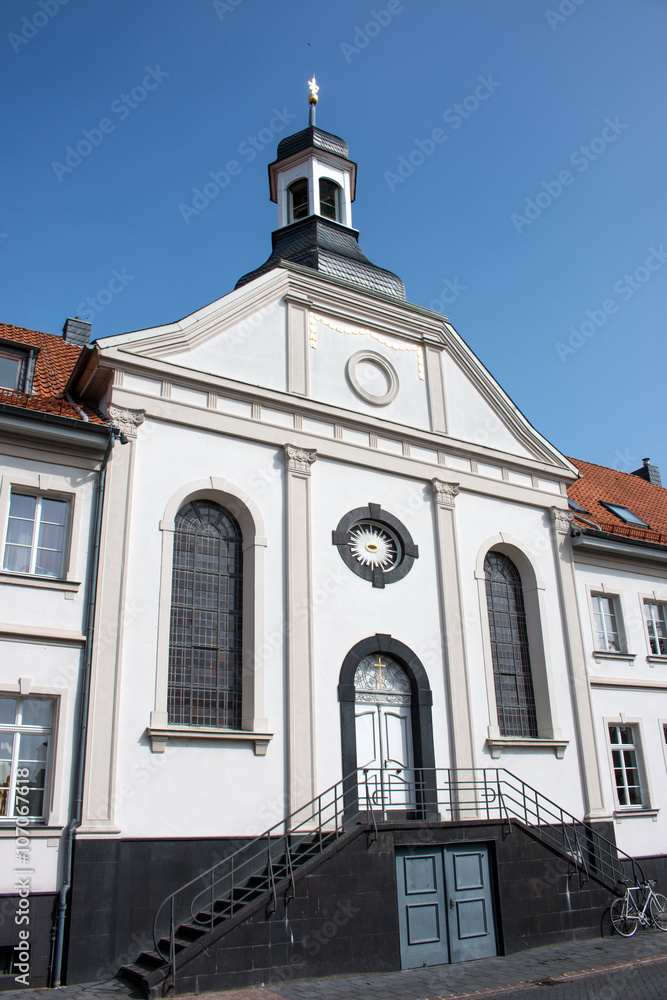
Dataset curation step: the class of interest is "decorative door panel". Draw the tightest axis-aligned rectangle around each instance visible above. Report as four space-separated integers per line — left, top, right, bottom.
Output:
396 848 449 969
443 846 497 962
396 844 497 968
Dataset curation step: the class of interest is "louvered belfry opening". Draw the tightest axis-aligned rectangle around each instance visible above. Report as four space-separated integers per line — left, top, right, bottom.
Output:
168 500 243 728
484 552 538 738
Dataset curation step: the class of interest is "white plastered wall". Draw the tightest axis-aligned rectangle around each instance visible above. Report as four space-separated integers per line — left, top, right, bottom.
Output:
573 557 667 856
310 460 448 792
112 419 287 838
454 491 586 817
166 300 288 393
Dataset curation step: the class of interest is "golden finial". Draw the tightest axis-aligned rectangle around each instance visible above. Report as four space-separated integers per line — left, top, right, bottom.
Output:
308 76 319 105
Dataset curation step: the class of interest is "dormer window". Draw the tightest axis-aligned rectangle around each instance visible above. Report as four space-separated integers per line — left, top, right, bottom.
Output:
0 342 37 394
319 178 341 221
288 178 309 222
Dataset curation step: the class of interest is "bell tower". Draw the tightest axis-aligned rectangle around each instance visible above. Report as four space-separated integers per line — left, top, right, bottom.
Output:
236 79 405 299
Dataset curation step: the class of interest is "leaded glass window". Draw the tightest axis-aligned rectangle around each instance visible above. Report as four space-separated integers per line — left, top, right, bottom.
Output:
168 501 243 728
484 552 538 738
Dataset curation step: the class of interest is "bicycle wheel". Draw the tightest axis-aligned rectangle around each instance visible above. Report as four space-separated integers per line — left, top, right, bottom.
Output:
610 897 638 936
650 893 667 931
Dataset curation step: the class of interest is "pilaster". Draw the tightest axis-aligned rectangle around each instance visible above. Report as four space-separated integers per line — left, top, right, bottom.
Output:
79 407 142 832
549 506 608 819
284 444 317 813
431 480 475 773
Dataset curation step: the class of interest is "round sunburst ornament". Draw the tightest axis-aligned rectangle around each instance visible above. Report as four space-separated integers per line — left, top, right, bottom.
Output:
348 521 399 569
332 504 418 588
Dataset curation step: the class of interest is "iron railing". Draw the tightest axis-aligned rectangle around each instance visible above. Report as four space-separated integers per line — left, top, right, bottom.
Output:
152 767 641 991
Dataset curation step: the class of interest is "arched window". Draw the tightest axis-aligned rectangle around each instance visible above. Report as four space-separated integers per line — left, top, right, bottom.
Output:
319 178 341 221
168 500 243 729
484 552 538 738
288 178 309 222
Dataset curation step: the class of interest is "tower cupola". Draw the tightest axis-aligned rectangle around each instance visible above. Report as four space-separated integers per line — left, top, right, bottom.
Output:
269 78 356 230
236 80 405 299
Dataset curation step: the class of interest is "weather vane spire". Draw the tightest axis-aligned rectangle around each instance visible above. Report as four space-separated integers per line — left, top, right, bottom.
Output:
308 76 319 126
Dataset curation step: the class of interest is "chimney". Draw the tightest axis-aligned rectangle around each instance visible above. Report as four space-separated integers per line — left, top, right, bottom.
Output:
631 457 662 487
62 316 91 347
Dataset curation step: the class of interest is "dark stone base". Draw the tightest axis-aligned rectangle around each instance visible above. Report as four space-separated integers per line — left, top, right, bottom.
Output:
0 892 57 989
64 821 663 991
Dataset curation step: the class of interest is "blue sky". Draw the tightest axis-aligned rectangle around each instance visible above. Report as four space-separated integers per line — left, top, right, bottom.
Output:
1 0 666 475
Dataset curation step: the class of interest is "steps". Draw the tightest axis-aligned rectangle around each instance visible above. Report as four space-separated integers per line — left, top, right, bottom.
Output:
119 830 345 995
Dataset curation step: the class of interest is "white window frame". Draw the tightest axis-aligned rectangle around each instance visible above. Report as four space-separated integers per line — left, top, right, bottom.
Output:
643 599 667 659
0 474 82 590
0 695 53 821
0 680 67 830
604 716 655 818
586 586 634 662
660 720 667 773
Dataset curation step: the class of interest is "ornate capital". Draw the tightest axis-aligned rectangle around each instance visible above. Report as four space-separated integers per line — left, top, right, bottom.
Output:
432 479 460 509
284 444 317 476
108 405 145 439
550 506 574 534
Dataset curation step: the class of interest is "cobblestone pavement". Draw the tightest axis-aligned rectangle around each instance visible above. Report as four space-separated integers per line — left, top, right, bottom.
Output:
1 932 666 1000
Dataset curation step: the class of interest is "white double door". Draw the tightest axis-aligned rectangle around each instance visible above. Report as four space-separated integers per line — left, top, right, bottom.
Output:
355 700 415 809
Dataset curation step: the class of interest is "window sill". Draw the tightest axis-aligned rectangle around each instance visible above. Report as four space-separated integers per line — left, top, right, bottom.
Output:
486 737 569 759
592 650 636 664
0 824 63 837
613 808 659 823
147 725 273 756
647 654 667 665
0 571 80 592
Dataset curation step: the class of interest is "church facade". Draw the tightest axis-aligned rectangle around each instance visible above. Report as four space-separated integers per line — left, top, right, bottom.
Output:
1 92 666 991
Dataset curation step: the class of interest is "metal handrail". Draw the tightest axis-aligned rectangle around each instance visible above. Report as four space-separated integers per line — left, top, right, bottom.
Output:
152 766 642 988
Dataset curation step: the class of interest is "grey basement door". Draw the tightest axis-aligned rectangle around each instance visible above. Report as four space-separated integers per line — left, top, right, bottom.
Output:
395 844 497 968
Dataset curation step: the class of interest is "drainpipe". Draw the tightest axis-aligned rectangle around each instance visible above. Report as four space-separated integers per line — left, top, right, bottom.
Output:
50 425 117 986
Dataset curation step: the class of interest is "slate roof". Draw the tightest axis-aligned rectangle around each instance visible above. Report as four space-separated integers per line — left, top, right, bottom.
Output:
567 457 667 546
0 322 105 423
235 216 406 299
276 127 349 161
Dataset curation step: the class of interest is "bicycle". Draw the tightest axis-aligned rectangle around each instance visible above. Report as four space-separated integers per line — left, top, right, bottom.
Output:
610 879 667 936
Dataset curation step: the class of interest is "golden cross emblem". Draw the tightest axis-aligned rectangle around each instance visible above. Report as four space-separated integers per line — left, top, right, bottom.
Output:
374 657 386 686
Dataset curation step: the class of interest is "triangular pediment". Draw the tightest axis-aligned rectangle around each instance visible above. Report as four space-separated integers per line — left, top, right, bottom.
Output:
94 264 575 476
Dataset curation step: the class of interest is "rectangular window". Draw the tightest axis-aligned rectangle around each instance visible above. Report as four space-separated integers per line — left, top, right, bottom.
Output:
608 724 643 808
645 602 667 656
2 492 69 578
0 696 52 821
0 350 25 391
592 594 621 651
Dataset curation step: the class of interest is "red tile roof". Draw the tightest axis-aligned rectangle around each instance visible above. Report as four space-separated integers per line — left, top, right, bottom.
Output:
567 457 667 546
0 322 105 424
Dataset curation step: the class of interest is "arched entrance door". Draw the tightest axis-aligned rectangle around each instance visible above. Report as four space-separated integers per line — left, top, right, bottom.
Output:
354 654 415 809
339 634 437 820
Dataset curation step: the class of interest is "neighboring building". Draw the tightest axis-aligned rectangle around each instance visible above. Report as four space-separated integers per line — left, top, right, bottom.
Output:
2 93 666 992
0 321 112 988
567 458 667 870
